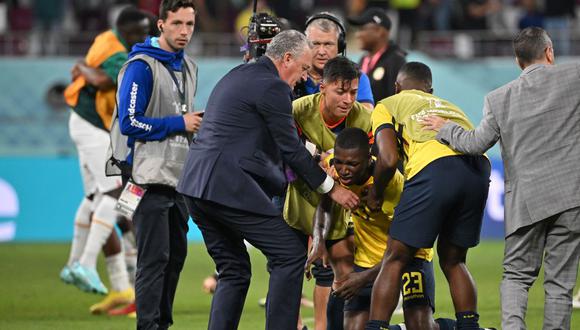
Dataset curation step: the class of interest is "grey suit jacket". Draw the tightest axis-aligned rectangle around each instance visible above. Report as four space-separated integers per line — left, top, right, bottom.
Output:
437 62 580 237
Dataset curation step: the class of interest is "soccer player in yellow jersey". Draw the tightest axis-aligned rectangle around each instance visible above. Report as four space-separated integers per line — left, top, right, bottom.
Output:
285 56 372 329
308 128 459 330
365 62 491 330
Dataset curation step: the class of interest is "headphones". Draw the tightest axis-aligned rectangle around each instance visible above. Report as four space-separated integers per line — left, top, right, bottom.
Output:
305 12 347 55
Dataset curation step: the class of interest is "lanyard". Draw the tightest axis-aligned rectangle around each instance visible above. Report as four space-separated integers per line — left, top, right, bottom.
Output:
163 61 188 113
361 46 386 74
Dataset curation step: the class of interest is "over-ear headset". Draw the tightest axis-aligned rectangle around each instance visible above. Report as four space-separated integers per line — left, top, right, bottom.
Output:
305 12 347 55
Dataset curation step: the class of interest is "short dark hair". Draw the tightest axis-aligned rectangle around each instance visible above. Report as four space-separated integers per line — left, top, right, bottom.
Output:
159 0 195 21
323 56 360 84
116 6 148 28
144 11 161 37
335 127 369 151
399 62 432 88
513 27 552 65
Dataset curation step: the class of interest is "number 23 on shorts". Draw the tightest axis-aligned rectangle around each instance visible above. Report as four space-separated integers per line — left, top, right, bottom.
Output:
402 271 424 295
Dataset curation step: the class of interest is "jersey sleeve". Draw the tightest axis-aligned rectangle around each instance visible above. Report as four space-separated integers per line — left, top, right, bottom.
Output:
117 60 186 140
100 52 128 84
371 103 395 136
356 72 374 105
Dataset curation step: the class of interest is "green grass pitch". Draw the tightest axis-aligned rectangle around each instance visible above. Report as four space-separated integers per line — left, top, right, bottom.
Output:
0 241 578 329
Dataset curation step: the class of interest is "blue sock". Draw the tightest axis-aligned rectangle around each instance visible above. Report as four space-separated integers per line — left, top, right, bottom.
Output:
456 311 480 330
436 317 457 330
365 319 390 329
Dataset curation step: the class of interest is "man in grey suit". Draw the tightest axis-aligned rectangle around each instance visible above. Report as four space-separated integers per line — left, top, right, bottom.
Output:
423 27 580 330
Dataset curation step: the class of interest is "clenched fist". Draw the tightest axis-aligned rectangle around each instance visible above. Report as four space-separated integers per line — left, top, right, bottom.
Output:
183 112 203 133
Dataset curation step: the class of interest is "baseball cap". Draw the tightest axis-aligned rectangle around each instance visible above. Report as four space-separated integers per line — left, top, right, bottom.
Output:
347 8 391 30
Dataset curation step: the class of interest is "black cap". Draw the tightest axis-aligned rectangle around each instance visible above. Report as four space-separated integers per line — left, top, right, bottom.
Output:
347 8 391 30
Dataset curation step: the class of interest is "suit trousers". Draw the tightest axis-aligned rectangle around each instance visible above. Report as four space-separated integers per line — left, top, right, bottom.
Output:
183 196 307 330
500 206 580 330
133 185 189 330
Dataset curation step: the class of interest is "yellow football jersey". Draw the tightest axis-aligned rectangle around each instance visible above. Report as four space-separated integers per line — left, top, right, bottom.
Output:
371 90 476 180
325 153 434 267
347 172 433 268
284 93 371 239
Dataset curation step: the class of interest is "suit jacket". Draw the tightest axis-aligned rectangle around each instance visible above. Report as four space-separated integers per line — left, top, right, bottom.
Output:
437 62 580 236
177 56 327 217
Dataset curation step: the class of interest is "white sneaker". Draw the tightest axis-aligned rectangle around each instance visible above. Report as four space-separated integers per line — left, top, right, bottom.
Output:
59 265 75 285
70 262 108 295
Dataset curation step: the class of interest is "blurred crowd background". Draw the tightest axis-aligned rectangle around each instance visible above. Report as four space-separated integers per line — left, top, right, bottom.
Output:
0 0 578 58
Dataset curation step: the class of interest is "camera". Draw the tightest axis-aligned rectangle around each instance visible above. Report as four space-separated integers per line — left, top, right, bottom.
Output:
243 12 282 62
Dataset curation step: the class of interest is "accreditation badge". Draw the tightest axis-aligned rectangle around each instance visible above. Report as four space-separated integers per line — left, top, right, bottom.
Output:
372 67 385 81
115 181 147 219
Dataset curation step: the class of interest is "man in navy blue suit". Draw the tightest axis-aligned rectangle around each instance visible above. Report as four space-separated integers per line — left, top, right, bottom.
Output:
177 30 360 330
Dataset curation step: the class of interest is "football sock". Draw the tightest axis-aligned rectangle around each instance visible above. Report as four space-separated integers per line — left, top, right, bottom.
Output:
456 311 480 330
79 195 117 269
366 319 390 329
436 317 457 330
106 252 131 292
122 231 137 285
67 197 92 265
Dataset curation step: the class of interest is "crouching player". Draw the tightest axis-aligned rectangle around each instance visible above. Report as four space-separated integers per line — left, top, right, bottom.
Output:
285 56 372 329
308 127 458 330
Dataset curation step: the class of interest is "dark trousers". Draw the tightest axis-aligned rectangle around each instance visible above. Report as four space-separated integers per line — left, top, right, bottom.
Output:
183 196 307 330
133 185 189 330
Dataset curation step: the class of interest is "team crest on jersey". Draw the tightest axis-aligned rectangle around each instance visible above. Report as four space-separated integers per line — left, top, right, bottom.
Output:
372 67 385 81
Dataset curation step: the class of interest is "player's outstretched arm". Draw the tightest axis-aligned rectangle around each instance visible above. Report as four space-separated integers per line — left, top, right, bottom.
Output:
328 183 359 210
422 96 500 154
304 195 333 279
74 60 115 90
334 264 381 300
367 128 398 211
